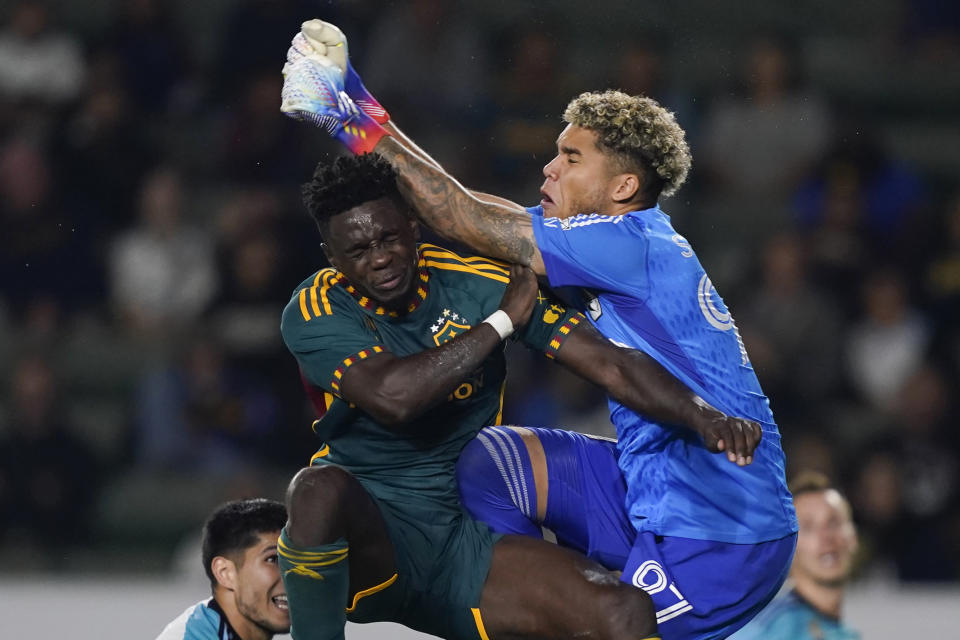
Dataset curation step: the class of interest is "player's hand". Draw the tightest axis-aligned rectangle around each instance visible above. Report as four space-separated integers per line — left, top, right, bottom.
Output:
295 19 390 124
694 403 762 466
280 54 386 155
498 264 539 330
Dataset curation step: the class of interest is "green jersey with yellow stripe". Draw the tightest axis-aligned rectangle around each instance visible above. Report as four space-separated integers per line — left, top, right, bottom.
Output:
279 243 582 639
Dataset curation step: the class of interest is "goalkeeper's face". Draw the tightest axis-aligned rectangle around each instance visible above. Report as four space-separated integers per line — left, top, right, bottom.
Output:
324 197 420 310
541 124 624 219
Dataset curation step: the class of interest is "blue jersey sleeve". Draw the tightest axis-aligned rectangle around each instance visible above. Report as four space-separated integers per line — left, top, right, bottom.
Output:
528 206 649 295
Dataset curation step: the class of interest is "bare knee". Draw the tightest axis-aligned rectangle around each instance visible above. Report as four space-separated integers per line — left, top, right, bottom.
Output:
285 465 358 545
594 584 657 639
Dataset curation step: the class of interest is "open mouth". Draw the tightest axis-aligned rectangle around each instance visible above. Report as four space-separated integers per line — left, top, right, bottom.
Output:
272 594 288 611
375 272 405 291
818 552 842 568
540 189 556 210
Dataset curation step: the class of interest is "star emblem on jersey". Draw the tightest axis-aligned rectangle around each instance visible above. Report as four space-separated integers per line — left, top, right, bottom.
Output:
432 309 471 346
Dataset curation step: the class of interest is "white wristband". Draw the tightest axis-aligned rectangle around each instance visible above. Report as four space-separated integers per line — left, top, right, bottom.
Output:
482 309 514 341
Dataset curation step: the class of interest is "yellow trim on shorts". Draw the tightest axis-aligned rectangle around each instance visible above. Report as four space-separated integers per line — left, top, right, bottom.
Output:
494 381 505 425
310 445 330 463
470 608 490 640
345 573 398 613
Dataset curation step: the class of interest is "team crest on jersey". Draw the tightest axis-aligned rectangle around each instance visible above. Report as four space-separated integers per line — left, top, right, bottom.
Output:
431 309 471 345
542 304 565 324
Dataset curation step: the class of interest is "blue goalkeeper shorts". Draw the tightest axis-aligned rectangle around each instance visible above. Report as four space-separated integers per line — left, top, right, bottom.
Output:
457 426 795 639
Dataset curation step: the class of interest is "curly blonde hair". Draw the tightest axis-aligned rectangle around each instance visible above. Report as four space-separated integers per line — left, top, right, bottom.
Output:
563 90 691 199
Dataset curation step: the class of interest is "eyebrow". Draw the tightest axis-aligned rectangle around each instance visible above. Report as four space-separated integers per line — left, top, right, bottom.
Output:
559 144 582 156
257 543 278 555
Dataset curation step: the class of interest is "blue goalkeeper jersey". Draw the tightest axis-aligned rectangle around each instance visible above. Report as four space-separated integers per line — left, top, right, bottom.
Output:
529 204 797 543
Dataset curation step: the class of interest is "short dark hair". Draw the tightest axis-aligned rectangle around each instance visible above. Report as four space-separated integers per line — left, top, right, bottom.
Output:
201 498 287 590
301 154 404 240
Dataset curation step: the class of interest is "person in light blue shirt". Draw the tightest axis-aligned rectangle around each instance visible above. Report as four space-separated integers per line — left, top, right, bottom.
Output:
733 471 861 640
156 499 289 640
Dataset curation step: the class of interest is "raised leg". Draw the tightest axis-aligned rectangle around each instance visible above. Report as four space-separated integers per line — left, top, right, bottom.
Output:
479 534 659 640
280 464 397 640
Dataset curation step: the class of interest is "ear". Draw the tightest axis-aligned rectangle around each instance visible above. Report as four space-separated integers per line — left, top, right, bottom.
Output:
211 555 238 591
409 218 420 242
610 173 641 203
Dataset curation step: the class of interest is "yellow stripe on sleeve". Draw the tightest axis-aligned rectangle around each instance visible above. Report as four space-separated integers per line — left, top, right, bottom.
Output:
420 246 510 275
425 261 510 283
310 285 322 317
320 271 335 315
299 289 311 321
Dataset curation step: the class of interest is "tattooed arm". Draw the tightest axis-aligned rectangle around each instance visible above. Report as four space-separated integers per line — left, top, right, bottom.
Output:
382 122 525 209
376 131 547 274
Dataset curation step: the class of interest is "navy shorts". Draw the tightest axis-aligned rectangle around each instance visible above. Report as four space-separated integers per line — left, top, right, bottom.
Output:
457 426 796 639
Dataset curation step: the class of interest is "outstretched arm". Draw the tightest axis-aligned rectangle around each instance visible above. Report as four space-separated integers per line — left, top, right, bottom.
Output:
555 319 762 465
383 122 523 208
283 20 546 271
376 136 547 274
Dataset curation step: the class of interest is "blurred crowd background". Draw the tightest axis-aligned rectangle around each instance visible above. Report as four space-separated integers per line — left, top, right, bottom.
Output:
1 0 959 589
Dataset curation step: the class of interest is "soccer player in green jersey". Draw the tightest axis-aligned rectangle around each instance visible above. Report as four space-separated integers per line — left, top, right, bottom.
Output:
278 153 758 640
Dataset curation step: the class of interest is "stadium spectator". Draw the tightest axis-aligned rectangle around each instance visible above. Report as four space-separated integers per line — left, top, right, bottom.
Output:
0 135 99 311
100 0 192 115
485 25 580 199
133 334 280 473
793 126 928 273
699 35 833 279
844 268 930 414
0 354 99 558
734 471 861 639
738 233 843 421
0 0 85 106
108 166 218 335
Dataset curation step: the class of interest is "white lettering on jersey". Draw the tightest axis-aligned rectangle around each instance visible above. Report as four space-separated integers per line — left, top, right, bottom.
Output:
697 275 749 365
697 275 732 331
631 560 694 625
671 234 694 258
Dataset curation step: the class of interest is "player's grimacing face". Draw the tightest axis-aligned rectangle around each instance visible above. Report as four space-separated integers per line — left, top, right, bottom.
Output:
233 531 290 634
792 490 858 587
326 197 419 309
541 124 618 219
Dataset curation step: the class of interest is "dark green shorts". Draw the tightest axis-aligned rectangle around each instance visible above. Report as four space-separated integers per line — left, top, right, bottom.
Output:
341 476 499 640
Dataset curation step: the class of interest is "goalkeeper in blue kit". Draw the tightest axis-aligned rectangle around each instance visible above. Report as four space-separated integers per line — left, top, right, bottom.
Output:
281 19 798 639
